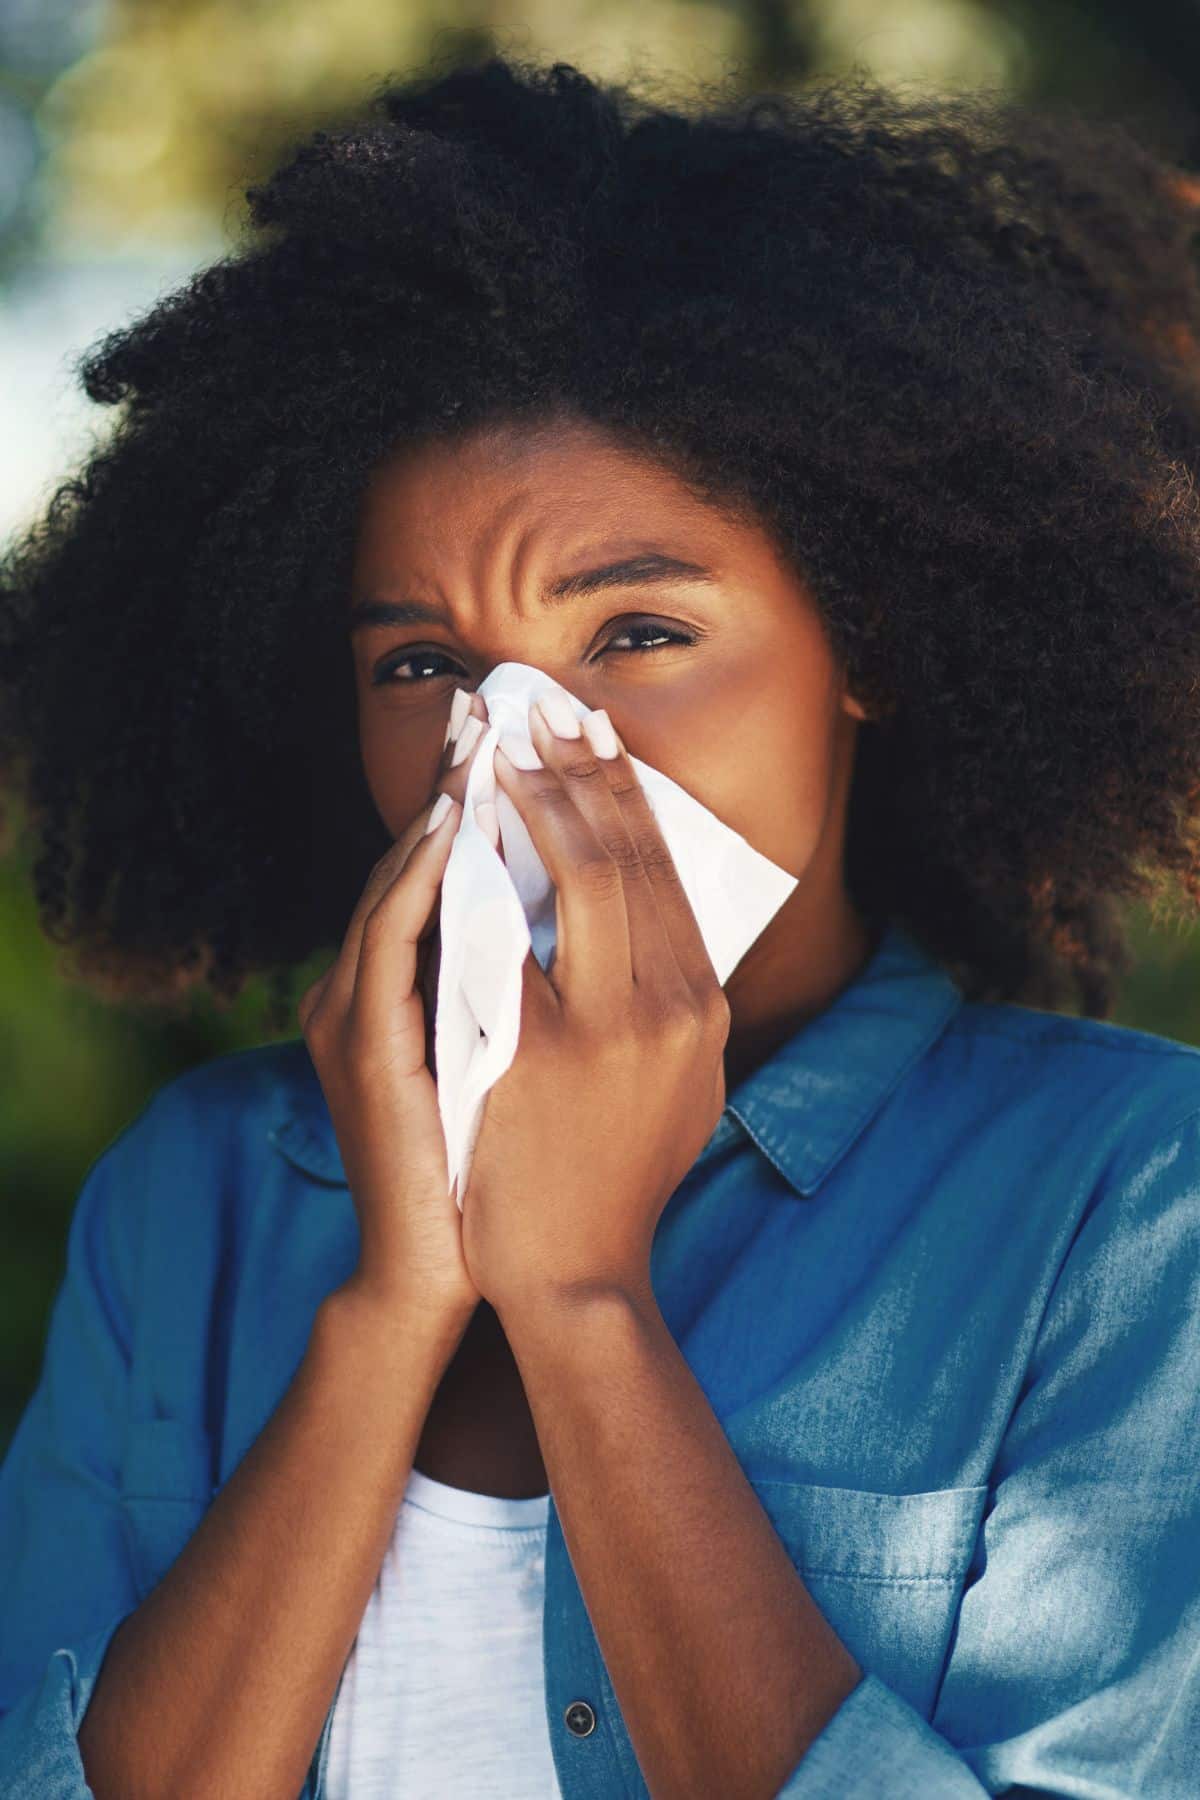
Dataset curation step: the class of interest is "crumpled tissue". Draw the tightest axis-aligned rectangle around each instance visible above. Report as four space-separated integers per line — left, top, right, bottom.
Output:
433 661 798 1207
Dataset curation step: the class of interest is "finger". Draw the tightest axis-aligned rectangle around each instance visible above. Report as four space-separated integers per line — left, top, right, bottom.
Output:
309 828 430 1028
437 688 490 799
492 737 635 1011
575 709 720 1002
410 689 492 941
297 965 332 1035
526 698 687 996
351 797 462 1048
304 689 488 1036
432 685 503 857
317 788 459 1027
417 684 496 889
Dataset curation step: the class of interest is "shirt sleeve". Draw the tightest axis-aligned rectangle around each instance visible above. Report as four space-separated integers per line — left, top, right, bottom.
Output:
0 1100 157 1799
776 1099 1200 1799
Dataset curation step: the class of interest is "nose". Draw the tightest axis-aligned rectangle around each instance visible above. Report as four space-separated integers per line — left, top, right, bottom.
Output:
471 656 585 696
469 660 596 722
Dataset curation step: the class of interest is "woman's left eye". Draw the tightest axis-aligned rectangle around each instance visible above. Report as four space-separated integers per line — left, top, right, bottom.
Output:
371 621 696 685
604 621 697 655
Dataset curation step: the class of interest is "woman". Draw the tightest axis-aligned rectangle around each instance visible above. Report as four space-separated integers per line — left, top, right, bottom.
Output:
1 52 1199 1800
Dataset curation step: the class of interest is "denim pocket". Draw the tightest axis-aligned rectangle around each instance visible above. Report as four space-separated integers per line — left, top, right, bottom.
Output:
749 1478 988 1715
119 1416 214 1600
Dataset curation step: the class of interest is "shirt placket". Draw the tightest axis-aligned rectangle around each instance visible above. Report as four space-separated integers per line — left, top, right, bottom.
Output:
543 1495 646 1798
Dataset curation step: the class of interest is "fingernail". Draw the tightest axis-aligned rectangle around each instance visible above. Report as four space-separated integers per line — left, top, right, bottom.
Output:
449 714 484 767
474 799 500 848
581 708 620 759
424 791 455 834
443 687 471 750
498 730 543 770
533 692 582 739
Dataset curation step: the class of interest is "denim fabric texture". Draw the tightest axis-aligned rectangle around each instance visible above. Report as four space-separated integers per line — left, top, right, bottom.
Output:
1 918 1199 1797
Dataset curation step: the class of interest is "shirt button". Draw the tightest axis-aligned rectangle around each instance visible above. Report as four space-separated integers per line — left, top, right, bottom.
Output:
564 1699 596 1737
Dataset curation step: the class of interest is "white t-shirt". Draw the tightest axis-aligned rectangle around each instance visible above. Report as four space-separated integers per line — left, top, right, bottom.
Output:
324 1464 561 1797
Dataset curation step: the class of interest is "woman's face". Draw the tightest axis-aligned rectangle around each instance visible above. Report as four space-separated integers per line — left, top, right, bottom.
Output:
348 413 874 1055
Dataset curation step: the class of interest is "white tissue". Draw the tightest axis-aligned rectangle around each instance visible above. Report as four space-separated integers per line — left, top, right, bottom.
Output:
433 662 798 1208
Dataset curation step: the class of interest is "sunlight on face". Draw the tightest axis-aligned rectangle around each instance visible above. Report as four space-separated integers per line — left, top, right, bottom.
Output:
349 412 866 897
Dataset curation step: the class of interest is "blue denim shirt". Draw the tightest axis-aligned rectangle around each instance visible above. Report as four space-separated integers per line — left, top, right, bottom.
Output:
2 918 1199 1798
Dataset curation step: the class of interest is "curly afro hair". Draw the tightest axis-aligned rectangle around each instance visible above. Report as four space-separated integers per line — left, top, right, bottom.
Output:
4 52 1200 1031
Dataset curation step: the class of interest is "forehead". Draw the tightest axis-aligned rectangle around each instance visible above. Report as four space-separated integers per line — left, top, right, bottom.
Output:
353 416 748 566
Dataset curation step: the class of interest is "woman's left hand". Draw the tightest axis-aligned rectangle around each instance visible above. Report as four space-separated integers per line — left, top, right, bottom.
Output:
459 699 732 1318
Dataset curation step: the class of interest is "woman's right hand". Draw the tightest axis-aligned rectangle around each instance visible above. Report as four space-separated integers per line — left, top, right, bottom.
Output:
297 690 496 1329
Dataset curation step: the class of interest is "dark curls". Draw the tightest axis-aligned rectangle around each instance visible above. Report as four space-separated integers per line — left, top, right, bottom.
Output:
4 53 1200 1027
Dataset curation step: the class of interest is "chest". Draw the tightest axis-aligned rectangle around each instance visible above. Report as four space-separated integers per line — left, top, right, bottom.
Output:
412 1302 548 1499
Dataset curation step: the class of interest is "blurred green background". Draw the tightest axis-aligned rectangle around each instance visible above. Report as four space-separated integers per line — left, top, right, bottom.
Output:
3 0 1200 1455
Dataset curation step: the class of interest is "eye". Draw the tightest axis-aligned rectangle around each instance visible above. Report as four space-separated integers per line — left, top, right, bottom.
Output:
370 619 699 686
371 647 463 686
605 621 697 655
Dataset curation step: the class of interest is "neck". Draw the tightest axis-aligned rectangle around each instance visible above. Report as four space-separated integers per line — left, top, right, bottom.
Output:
721 891 881 1095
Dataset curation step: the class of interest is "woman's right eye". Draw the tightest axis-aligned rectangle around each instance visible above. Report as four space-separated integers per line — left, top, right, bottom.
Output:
371 648 463 685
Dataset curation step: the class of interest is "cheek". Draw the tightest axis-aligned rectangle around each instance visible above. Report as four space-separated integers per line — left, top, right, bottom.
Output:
358 708 443 837
641 675 835 866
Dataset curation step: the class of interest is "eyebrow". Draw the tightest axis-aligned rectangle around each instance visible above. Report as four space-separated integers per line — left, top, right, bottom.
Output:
347 552 717 632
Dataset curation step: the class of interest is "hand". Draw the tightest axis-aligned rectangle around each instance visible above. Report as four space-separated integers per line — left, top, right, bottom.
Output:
457 699 732 1318
297 690 495 1326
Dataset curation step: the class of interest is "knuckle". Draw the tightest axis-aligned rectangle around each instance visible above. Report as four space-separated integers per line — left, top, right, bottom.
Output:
300 998 332 1050
361 900 388 938
374 838 407 875
360 847 404 902
533 778 573 810
298 968 328 1014
678 997 707 1037
559 752 607 787
653 991 704 1040
576 853 623 900
638 836 679 878
598 832 644 874
358 904 392 955
606 768 642 803
708 985 732 1032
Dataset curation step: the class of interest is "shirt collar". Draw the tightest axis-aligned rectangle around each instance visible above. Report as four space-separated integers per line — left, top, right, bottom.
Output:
715 918 963 1197
266 918 963 1201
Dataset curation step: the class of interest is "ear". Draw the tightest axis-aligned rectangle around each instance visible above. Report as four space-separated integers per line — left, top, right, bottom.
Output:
841 680 897 725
